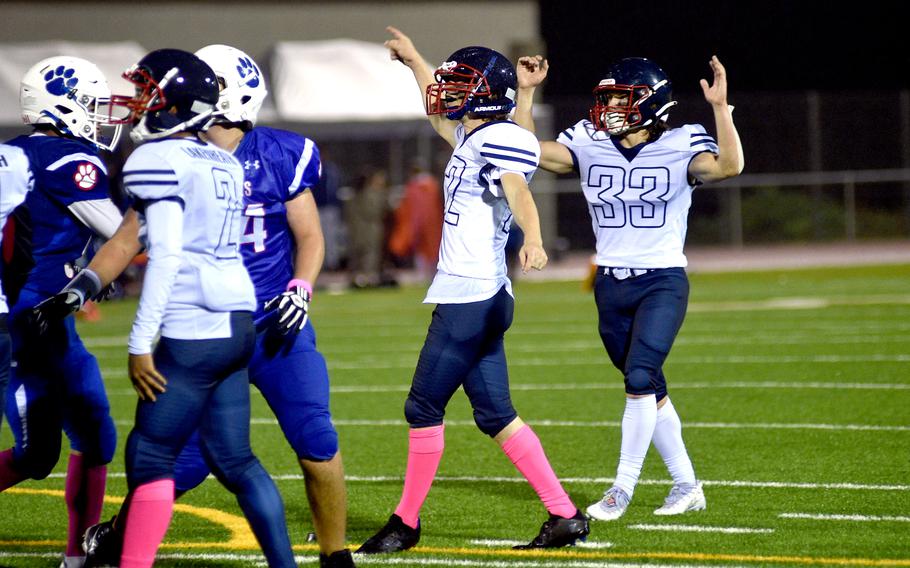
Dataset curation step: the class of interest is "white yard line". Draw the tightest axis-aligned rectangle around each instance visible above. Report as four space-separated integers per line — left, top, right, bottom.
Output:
38 472 910 492
779 513 910 522
108 416 909 432
628 524 774 535
101 380 910 396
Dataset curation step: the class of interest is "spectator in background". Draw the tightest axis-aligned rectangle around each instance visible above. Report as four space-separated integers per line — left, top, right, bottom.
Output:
388 163 443 281
344 168 391 288
312 154 346 272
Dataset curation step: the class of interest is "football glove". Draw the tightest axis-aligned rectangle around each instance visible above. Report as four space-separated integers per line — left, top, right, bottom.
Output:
264 281 312 335
28 268 103 335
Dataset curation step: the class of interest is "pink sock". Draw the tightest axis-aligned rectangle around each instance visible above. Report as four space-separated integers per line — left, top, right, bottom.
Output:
0 448 26 491
65 454 107 556
501 425 577 519
120 479 175 568
394 425 444 529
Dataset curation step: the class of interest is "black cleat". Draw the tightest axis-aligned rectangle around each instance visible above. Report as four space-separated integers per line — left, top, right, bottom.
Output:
82 516 122 567
355 514 420 554
320 548 356 567
513 509 590 549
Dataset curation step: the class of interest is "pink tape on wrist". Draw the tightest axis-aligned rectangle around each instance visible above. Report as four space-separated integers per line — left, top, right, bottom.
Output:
287 278 313 297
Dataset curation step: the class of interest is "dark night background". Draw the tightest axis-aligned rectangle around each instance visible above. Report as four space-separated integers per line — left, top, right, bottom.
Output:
539 1 905 96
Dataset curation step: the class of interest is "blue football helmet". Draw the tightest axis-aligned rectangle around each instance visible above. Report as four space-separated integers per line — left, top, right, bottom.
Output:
589 57 677 135
111 48 219 142
426 46 517 120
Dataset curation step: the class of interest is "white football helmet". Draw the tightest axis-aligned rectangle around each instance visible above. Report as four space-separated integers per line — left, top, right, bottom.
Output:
194 44 267 127
20 56 122 151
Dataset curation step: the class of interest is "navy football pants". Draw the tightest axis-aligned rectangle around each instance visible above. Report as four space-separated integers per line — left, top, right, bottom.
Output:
405 286 518 437
594 267 689 401
124 312 294 567
173 318 339 493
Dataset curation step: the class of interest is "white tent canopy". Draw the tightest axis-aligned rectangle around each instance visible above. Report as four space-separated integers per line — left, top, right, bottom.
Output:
271 39 426 122
0 41 147 126
0 40 427 126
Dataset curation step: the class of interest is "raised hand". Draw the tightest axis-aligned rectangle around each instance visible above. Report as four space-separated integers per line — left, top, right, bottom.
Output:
385 26 421 68
517 55 549 89
699 55 728 107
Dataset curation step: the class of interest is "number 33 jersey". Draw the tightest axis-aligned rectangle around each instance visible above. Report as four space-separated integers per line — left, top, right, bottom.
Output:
557 120 718 268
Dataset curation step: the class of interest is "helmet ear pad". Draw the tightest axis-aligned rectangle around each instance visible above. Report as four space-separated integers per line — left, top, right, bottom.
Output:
426 46 517 119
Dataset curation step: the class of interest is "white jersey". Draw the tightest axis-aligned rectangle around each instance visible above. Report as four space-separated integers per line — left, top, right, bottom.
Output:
425 120 540 304
0 144 33 314
557 120 718 268
124 138 256 354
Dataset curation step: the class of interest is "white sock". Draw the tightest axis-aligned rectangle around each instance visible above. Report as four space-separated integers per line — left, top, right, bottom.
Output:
652 398 697 485
62 556 86 568
614 395 657 497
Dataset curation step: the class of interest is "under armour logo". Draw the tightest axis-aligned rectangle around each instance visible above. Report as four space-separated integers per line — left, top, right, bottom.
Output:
244 159 260 170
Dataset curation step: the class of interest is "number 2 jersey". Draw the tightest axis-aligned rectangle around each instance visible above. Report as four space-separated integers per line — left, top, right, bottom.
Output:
123 138 256 353
233 126 321 323
557 120 718 268
426 120 540 304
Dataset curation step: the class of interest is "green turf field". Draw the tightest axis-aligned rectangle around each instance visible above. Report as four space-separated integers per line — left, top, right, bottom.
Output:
2 264 909 567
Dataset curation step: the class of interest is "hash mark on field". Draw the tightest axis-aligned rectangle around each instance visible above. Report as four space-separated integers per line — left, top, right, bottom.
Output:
469 539 614 549
780 513 910 522
629 524 774 535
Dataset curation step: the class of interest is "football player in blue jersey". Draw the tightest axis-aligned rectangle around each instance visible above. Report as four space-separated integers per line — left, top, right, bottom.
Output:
0 56 123 568
355 27 589 554
99 48 296 568
514 55 744 521
0 144 33 432
41 45 354 568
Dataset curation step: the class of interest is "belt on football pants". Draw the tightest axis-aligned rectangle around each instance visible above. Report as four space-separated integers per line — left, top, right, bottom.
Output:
601 267 658 280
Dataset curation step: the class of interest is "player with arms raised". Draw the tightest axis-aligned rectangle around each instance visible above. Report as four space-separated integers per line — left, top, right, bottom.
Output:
356 27 589 554
0 56 123 568
514 55 744 520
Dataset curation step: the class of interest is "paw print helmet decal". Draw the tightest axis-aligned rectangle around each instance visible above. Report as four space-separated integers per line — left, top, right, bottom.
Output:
195 44 268 128
20 56 123 152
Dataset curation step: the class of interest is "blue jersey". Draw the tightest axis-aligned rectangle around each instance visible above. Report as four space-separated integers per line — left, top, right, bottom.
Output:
236 127 321 320
1 134 110 309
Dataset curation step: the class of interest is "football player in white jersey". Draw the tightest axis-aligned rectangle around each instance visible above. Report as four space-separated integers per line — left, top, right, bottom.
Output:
356 27 589 554
103 49 296 568
0 143 33 431
515 55 744 521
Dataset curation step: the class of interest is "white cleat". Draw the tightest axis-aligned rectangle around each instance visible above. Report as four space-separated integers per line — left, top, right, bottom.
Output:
653 482 706 516
586 486 631 521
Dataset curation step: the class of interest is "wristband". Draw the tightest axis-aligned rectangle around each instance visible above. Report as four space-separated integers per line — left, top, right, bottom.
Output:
287 278 313 297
